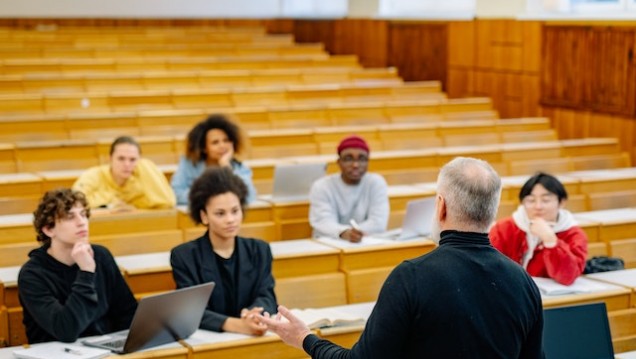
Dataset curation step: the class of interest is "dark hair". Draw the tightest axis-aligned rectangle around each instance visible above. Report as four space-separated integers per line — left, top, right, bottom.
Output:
33 188 90 245
188 167 248 225
185 114 243 165
519 172 568 203
110 136 141 156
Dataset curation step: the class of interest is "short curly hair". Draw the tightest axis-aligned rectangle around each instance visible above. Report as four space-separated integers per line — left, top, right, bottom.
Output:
33 188 90 245
185 114 244 165
188 167 247 225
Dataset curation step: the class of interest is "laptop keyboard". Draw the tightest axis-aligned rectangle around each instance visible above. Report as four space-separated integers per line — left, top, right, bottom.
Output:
99 338 126 349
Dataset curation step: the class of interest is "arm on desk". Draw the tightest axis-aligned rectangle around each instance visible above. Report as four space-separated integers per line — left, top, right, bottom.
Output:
72 166 115 209
541 226 588 286
356 175 389 235
18 267 99 343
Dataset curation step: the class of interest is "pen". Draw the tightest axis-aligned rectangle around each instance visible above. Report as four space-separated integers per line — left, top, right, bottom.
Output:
63 347 83 355
349 219 361 230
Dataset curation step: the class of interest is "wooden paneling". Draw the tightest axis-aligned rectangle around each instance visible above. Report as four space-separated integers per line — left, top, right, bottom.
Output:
543 106 636 161
542 26 636 116
333 20 389 68
388 22 447 88
447 20 542 118
293 19 389 68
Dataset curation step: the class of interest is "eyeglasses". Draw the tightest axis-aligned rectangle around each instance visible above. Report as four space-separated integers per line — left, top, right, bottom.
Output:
522 195 559 207
339 156 369 164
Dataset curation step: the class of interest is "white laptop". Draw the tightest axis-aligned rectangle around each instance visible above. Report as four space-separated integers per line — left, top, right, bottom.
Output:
374 197 436 240
270 162 327 202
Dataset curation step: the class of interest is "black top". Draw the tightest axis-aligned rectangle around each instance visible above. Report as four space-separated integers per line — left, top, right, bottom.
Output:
303 230 544 359
215 251 239 316
170 233 277 331
18 244 138 344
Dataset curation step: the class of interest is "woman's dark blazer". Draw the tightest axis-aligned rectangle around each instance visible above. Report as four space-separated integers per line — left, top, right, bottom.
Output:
170 233 277 331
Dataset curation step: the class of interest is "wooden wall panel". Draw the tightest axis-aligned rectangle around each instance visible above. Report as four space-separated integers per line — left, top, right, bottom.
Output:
542 26 636 116
387 22 448 87
522 21 543 73
332 20 389 67
543 106 636 160
292 19 389 68
448 21 475 68
448 20 542 118
447 68 474 98
292 20 335 48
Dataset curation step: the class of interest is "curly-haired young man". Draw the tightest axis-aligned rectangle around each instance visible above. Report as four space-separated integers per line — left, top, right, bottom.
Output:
18 188 138 344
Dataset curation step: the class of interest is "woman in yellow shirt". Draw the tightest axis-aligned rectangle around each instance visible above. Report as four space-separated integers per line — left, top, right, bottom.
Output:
73 136 176 209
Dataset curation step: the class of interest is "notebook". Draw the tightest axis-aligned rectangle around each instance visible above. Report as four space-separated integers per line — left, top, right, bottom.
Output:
374 197 436 240
14 343 109 359
270 162 327 201
82 282 214 354
542 302 614 359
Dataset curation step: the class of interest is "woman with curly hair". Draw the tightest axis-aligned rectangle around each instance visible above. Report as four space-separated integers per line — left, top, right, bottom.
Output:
171 114 256 205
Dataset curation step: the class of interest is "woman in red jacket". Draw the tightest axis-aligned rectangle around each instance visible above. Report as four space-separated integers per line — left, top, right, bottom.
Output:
489 172 587 285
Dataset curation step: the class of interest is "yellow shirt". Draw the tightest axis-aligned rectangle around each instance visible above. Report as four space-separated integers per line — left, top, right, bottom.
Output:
73 158 176 209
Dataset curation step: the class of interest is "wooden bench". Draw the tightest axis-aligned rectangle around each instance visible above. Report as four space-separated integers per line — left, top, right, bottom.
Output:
0 81 448 116
0 67 401 95
0 55 361 75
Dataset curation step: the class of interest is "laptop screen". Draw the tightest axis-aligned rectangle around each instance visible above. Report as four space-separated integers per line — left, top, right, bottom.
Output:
272 162 327 201
542 302 614 359
399 197 436 240
83 282 214 353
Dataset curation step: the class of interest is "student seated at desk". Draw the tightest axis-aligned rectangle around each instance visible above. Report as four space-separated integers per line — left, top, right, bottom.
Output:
18 189 138 344
309 135 389 243
171 114 256 205
490 172 588 285
170 167 276 335
73 136 175 210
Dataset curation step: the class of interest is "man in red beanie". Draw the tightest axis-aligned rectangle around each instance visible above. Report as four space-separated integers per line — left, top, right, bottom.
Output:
308 135 389 242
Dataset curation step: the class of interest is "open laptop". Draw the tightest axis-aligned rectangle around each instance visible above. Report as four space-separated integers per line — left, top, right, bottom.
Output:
82 282 214 354
270 162 327 202
542 302 614 359
375 197 436 240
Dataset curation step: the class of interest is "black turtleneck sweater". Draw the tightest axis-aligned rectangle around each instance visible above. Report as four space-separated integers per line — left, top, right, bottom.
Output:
303 230 544 359
18 244 138 344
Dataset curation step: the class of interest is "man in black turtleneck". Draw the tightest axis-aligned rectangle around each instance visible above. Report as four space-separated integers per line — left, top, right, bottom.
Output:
259 157 544 359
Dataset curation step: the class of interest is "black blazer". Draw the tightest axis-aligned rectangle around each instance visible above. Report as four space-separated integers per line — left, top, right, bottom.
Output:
170 233 277 331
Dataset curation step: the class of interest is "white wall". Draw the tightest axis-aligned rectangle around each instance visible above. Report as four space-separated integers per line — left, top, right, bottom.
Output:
0 0 529 20
475 0 526 17
349 0 380 18
0 0 352 19
0 0 280 18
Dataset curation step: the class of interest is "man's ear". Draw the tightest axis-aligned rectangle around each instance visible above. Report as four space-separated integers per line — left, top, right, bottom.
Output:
436 194 447 223
42 225 55 239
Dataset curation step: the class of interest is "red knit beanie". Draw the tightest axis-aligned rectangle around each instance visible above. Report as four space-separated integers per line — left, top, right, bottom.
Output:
337 135 370 155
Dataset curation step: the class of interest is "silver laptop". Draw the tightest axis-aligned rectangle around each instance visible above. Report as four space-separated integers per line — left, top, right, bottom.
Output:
376 197 436 240
82 282 214 354
271 162 327 201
